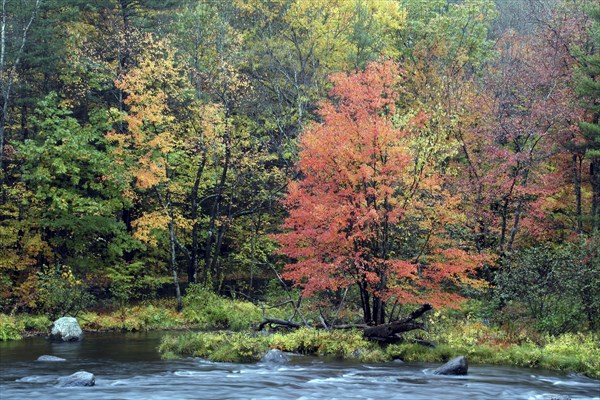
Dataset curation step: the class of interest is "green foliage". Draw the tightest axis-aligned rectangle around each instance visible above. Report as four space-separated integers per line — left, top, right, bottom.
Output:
159 328 388 363
1 0 598 372
182 284 263 331
573 1 600 232
18 94 135 273
36 265 94 319
159 319 598 377
19 314 52 333
495 243 600 334
400 0 497 64
79 304 185 332
0 314 50 340
271 328 386 361
386 311 600 377
159 331 270 362
106 261 170 308
542 333 600 377
270 328 345 357
0 314 23 341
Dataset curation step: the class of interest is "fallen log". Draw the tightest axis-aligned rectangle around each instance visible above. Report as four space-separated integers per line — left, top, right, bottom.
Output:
362 303 432 342
257 318 304 331
258 303 433 343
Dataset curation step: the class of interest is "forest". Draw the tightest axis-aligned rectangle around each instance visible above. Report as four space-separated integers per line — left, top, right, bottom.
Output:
0 0 599 373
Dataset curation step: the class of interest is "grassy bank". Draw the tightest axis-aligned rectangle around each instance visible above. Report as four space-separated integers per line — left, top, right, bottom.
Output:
0 306 188 340
386 333 599 378
0 286 273 339
0 313 52 340
158 327 600 378
2 289 598 378
156 298 600 378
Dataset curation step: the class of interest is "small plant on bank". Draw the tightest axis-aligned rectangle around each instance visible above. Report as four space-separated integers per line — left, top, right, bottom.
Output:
0 314 52 340
159 331 269 362
19 314 52 333
0 314 23 341
182 284 264 331
270 327 377 359
79 303 186 332
36 265 94 319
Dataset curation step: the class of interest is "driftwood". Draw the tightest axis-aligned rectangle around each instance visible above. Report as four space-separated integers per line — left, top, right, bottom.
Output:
257 303 433 343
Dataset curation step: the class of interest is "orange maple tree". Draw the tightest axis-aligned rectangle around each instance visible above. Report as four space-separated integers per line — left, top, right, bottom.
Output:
275 61 485 325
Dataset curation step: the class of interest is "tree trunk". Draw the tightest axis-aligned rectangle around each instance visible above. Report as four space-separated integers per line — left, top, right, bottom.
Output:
188 152 207 283
507 169 530 252
203 131 230 285
159 168 182 312
591 158 600 234
0 0 41 172
169 219 182 312
358 282 372 325
372 297 385 326
574 154 583 235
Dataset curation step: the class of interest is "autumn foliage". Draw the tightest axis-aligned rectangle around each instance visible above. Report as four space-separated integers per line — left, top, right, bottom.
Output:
1 0 598 337
275 62 485 324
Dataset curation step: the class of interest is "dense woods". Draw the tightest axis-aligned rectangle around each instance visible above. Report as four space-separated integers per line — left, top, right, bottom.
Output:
0 0 598 336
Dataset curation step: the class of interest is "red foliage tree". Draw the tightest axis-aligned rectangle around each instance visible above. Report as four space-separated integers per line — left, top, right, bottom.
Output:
275 62 484 325
454 29 584 257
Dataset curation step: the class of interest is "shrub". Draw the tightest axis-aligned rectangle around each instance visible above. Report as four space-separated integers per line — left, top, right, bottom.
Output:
36 265 94 319
495 243 600 334
159 331 269 362
106 262 171 308
270 327 374 358
20 314 52 332
542 333 600 377
182 284 263 330
0 314 23 341
78 304 186 332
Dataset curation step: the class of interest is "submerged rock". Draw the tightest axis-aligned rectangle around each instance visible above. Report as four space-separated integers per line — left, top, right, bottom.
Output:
57 371 95 387
50 317 83 342
432 356 468 375
36 355 66 362
261 349 289 365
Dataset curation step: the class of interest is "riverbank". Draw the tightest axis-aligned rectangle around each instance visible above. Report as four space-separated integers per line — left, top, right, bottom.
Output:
158 327 600 379
2 291 598 379
0 286 272 339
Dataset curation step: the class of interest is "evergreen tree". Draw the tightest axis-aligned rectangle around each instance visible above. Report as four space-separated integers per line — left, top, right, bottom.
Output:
575 3 600 233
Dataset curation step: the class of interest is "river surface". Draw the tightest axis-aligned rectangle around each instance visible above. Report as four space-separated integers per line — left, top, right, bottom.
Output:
1 332 598 400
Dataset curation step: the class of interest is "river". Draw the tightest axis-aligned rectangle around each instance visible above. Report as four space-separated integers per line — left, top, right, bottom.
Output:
1 332 598 399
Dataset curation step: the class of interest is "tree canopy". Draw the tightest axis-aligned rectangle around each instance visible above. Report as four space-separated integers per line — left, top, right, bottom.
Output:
0 0 598 330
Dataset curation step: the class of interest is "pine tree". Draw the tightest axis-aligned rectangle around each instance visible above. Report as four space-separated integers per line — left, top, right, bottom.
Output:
575 3 600 233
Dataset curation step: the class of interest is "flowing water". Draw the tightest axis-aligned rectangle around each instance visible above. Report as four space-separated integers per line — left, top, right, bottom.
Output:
1 332 598 400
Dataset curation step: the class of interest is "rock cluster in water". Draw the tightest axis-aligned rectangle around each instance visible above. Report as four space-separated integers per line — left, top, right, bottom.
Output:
49 317 83 342
56 371 95 387
261 349 289 365
432 356 468 375
36 355 66 362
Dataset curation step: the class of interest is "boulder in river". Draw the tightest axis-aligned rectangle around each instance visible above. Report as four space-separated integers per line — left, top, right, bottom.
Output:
36 355 66 362
50 317 83 342
432 356 468 375
261 349 289 365
57 371 95 387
